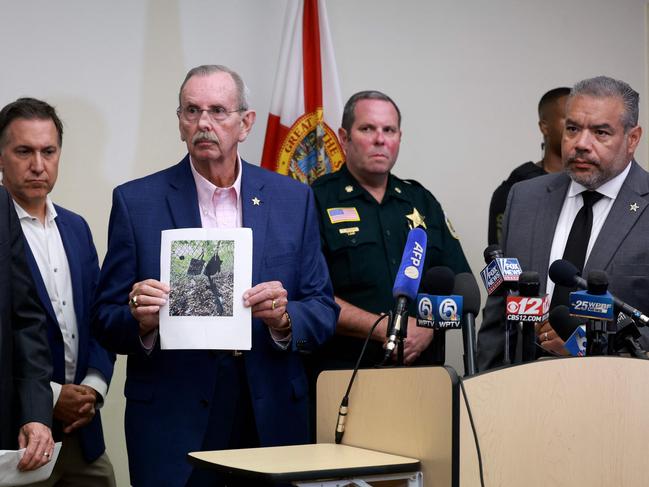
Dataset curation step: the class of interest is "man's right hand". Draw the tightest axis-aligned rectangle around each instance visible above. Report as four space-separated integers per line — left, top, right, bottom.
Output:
17 422 54 471
54 384 96 434
536 320 569 356
128 279 170 336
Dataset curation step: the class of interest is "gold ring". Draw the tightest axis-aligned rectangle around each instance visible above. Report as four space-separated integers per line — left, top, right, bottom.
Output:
130 295 139 308
43 452 50 458
271 299 277 310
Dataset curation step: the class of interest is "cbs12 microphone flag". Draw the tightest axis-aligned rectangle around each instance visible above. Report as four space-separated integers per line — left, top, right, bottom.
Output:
261 0 345 184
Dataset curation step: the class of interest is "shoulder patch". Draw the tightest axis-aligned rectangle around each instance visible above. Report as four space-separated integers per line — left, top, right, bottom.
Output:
444 211 460 240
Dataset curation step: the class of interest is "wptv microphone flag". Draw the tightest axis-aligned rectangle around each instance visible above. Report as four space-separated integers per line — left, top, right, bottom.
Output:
261 0 345 184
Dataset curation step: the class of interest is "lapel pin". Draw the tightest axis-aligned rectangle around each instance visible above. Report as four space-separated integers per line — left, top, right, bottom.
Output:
630 202 639 212
252 197 261 206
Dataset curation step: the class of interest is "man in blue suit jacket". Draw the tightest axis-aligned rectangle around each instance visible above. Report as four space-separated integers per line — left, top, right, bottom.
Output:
93 65 338 487
0 98 116 485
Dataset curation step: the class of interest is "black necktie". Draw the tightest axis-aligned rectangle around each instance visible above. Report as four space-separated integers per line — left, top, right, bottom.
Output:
550 190 604 309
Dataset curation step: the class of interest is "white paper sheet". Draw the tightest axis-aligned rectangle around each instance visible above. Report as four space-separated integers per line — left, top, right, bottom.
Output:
0 442 62 486
159 228 252 350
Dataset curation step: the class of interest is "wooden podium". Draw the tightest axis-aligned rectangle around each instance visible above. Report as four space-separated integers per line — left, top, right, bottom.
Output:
188 356 649 485
317 357 649 486
317 366 459 486
458 356 649 486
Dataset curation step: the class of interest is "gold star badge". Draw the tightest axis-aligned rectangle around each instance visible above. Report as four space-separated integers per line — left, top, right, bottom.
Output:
630 202 639 212
345 185 354 193
406 207 426 229
252 197 261 206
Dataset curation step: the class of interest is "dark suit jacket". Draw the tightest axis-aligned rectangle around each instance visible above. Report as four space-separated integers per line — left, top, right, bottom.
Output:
24 205 114 462
92 157 338 487
0 186 52 449
478 161 649 371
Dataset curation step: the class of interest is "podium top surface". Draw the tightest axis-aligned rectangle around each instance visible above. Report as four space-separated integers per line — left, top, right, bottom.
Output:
188 443 420 481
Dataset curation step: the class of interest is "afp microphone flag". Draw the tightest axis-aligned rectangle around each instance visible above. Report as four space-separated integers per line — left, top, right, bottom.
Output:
261 0 345 183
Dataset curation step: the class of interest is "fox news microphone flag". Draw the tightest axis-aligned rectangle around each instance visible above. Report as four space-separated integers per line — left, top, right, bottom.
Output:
261 0 345 184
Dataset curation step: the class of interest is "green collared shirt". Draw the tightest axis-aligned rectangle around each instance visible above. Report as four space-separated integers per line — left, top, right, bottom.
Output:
312 164 471 366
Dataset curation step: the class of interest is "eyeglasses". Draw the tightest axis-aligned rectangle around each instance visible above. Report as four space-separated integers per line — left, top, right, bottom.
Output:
177 105 245 122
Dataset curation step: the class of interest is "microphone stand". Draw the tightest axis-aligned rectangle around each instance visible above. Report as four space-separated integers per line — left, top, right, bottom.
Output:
383 303 408 367
504 319 513 365
397 312 407 366
462 313 477 376
586 318 608 356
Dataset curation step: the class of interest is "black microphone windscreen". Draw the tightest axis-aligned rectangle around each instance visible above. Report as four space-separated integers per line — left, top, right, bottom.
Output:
483 244 503 264
518 271 540 297
421 266 455 295
587 270 608 295
453 273 481 315
548 259 580 287
549 304 582 341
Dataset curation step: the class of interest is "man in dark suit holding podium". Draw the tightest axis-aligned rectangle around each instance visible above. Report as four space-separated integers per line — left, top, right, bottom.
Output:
478 76 649 370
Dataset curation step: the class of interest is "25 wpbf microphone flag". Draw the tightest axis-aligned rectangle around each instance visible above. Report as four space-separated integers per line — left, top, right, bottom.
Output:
261 0 345 184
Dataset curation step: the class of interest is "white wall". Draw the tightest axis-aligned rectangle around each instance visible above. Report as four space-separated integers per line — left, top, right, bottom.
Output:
1 1 646 484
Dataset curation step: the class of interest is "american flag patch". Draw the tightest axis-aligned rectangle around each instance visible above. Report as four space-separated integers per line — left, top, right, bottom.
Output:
327 207 360 224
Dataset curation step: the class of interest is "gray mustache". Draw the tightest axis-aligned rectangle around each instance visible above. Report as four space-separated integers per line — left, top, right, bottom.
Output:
192 131 220 144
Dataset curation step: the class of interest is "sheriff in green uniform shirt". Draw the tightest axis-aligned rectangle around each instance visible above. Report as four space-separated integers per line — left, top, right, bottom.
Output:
312 91 471 368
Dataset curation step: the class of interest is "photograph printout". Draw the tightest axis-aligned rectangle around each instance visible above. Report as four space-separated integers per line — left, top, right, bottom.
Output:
159 228 252 349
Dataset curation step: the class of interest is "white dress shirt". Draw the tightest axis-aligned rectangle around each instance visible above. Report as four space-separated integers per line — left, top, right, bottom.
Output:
15 196 108 406
546 161 632 299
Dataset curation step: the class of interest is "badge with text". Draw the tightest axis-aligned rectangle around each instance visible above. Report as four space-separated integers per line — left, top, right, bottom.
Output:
505 295 549 322
480 258 522 295
417 294 463 329
569 291 614 321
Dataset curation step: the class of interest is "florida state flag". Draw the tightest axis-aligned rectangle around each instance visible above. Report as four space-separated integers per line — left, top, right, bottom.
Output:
261 0 345 184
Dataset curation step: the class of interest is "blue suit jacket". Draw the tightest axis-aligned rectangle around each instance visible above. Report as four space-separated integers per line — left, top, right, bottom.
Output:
24 205 114 462
92 157 337 487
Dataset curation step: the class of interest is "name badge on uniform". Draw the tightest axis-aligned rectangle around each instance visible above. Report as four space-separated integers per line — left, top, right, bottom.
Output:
339 227 359 236
327 207 360 224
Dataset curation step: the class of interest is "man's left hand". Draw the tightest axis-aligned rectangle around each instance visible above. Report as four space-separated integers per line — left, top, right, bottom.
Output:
17 422 54 471
243 281 290 334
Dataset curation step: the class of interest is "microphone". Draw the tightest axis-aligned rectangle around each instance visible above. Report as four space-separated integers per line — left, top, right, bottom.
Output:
384 228 427 364
453 273 481 376
480 246 523 365
416 266 456 365
479 245 522 295
568 270 614 356
549 305 586 356
511 271 549 362
549 259 649 325
335 396 348 443
483 244 503 263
